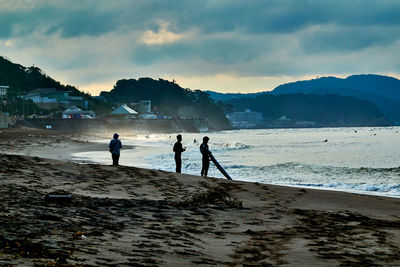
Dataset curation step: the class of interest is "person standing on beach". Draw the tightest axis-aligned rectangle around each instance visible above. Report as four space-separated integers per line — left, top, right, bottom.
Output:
200 136 211 177
109 133 122 166
173 134 186 173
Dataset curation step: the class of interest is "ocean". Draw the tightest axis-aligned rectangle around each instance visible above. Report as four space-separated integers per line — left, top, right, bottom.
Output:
74 127 400 198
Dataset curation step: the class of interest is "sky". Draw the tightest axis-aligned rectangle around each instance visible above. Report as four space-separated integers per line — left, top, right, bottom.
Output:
1 0 400 95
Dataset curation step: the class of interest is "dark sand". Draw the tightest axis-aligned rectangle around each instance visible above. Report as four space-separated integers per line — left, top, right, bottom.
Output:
1 128 400 266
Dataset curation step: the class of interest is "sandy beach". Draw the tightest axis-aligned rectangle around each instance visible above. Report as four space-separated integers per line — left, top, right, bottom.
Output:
1 128 400 266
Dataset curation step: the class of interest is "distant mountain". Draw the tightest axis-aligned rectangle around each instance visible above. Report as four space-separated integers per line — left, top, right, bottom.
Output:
271 74 400 123
226 93 390 127
273 74 400 101
204 91 265 102
206 74 400 124
100 78 231 130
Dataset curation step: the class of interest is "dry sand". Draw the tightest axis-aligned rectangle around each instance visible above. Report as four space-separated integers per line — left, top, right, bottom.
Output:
1 128 400 266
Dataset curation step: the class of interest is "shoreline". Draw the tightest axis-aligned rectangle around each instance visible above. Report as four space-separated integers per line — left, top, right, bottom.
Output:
70 134 400 200
3 127 399 199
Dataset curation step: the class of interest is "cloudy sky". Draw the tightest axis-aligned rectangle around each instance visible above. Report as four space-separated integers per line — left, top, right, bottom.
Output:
1 0 399 95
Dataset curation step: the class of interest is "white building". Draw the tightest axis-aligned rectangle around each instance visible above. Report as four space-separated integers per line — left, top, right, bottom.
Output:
110 105 139 118
229 109 263 128
24 94 58 103
0 86 9 98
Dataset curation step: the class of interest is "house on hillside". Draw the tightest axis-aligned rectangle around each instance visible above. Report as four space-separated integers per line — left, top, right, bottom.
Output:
110 105 138 118
66 96 86 109
23 88 88 110
62 106 95 119
23 88 69 110
0 86 9 98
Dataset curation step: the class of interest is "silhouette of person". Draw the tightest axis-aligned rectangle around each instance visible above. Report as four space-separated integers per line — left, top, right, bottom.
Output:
173 134 186 173
109 133 122 165
200 136 211 177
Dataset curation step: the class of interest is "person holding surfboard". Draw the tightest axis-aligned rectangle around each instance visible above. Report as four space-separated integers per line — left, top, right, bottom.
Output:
173 134 186 173
200 136 211 177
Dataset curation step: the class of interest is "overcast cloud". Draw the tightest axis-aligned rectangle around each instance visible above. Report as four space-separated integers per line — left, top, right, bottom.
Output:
0 0 399 94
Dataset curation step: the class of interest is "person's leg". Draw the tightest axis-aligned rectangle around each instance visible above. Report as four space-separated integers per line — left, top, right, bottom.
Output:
202 158 209 177
175 157 181 173
201 158 206 176
204 160 209 177
112 154 120 165
115 154 120 165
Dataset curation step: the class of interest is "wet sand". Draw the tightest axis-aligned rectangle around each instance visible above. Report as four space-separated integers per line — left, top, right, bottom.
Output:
1 128 400 266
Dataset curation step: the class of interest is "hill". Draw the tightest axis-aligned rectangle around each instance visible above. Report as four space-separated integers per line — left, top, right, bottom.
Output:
100 78 231 130
204 91 263 102
273 75 400 101
271 75 400 123
226 93 390 127
0 56 82 96
0 56 112 116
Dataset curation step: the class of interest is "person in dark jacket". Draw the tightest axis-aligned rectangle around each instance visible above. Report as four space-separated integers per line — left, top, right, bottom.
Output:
109 133 122 165
200 136 211 177
173 134 186 173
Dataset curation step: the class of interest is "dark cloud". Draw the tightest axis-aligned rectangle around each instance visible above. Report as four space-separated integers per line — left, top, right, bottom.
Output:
1 0 399 93
0 13 14 38
131 36 263 66
300 25 400 53
44 10 118 38
1 0 400 38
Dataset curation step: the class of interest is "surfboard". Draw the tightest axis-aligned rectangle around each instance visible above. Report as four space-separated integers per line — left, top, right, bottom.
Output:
209 153 232 180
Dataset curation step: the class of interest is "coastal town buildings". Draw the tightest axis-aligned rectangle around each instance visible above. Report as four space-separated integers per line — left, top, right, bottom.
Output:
23 88 86 110
229 109 263 128
62 106 95 119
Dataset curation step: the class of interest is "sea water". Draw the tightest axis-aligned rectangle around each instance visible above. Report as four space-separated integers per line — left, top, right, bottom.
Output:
74 127 400 198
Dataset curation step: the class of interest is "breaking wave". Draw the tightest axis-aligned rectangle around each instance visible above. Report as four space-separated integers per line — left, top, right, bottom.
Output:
214 142 253 151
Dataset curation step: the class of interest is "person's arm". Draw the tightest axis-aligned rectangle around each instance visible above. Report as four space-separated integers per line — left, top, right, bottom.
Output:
206 146 212 157
119 140 122 149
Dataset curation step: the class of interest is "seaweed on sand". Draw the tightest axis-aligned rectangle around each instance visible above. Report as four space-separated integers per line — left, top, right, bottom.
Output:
180 184 242 208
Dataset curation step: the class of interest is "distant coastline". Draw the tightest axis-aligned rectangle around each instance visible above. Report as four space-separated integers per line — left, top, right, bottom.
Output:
15 117 225 134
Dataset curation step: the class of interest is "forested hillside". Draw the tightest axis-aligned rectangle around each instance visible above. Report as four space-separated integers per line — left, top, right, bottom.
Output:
226 93 390 126
100 78 231 129
271 75 400 123
0 56 82 96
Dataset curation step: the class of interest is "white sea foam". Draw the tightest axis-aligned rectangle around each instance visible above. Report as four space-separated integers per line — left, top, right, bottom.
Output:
73 127 400 198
